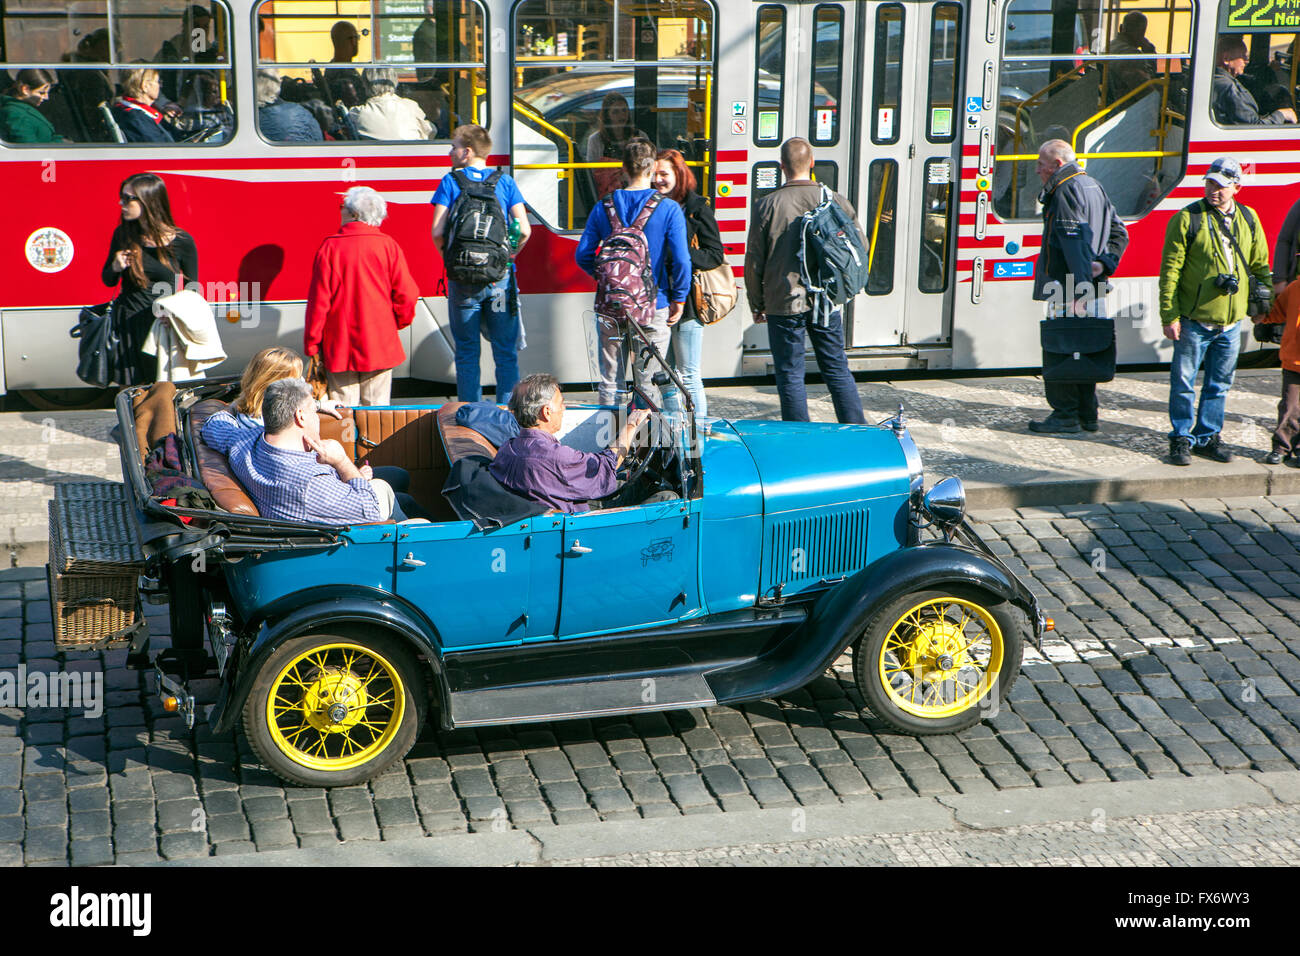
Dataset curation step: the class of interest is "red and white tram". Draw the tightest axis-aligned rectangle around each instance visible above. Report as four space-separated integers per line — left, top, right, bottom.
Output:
3 0 1297 403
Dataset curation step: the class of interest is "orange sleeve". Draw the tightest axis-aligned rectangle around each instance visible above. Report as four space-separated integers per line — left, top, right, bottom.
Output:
1266 281 1300 325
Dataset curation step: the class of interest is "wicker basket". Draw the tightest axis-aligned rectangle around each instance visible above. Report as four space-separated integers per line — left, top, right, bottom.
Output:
47 482 144 650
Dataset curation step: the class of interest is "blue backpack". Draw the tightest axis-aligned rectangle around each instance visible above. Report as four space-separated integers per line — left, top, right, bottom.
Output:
798 185 870 326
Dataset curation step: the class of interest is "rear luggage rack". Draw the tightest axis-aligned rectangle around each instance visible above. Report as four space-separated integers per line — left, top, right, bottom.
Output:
47 482 145 650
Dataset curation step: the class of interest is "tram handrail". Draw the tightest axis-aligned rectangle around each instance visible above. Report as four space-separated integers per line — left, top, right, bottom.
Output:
512 98 578 228
1069 75 1169 153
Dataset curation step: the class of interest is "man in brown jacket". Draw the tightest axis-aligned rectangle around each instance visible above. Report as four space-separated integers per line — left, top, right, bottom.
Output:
744 137 866 423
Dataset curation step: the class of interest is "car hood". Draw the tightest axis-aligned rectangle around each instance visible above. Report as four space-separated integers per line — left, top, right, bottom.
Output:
724 419 915 515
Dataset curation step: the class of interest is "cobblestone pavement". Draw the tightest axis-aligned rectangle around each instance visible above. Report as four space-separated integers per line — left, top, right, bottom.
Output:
6 495 1300 865
536 804 1300 866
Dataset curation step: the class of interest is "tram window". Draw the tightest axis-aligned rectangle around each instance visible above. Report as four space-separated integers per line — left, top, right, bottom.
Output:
811 160 838 191
754 4 785 145
516 0 613 61
926 3 963 143
866 159 897 296
0 1 236 147
809 5 843 146
256 1 486 144
997 0 1195 220
918 159 954 294
871 5 904 145
1209 27 1300 127
752 161 783 203
512 1 714 233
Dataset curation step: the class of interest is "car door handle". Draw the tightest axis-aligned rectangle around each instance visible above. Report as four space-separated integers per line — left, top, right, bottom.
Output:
402 552 426 567
568 540 593 554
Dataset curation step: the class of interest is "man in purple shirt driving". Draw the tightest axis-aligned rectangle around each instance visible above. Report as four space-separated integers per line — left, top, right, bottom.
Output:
491 373 647 513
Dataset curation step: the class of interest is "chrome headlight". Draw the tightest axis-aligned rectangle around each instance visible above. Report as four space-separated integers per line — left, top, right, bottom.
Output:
923 476 966 529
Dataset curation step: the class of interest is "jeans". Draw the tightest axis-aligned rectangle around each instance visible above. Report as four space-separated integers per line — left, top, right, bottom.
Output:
595 307 671 407
766 310 865 424
1168 320 1242 444
448 275 519 404
661 317 706 417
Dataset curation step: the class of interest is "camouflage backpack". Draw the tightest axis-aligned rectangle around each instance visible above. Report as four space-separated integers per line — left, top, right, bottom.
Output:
594 193 661 326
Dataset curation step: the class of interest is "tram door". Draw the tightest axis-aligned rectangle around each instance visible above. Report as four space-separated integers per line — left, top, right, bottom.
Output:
850 1 967 348
748 3 897 348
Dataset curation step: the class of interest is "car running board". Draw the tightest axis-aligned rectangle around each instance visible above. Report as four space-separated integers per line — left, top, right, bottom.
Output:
448 672 717 728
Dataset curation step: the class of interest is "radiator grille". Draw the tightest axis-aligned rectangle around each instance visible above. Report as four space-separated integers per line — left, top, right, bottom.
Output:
762 507 870 595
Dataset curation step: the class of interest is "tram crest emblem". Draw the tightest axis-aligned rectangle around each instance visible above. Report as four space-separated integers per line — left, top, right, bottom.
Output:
25 227 74 274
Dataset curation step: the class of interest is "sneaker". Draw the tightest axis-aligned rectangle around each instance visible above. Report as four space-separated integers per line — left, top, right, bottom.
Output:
1193 435 1234 463
1169 437 1192 466
1265 450 1286 465
1028 415 1082 434
1080 420 1099 432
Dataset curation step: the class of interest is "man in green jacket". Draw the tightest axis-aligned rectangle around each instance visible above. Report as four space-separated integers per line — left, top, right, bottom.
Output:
1159 156 1271 465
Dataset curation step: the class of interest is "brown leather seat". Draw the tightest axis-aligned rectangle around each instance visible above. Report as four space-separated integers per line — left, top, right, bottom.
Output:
188 399 260 517
131 381 178 461
436 401 498 464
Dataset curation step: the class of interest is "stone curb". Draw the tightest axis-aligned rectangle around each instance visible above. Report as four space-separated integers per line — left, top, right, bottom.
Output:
159 771 1300 867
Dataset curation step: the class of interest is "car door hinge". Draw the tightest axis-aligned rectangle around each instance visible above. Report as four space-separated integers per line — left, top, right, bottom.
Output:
908 144 915 159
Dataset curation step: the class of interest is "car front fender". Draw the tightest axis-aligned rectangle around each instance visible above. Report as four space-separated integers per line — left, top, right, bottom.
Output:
208 587 447 734
708 537 1039 705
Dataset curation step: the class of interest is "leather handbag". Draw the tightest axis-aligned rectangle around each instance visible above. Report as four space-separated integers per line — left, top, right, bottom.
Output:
305 353 329 400
69 302 126 388
1040 317 1116 384
689 233 738 325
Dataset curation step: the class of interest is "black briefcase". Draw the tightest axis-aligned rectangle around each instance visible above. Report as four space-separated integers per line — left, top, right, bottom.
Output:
1040 317 1116 385
70 302 126 388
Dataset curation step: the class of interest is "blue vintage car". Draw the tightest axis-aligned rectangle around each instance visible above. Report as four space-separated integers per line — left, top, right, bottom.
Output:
96 342 1046 788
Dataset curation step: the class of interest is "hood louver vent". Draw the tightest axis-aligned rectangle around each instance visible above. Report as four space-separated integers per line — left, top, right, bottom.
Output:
762 507 870 597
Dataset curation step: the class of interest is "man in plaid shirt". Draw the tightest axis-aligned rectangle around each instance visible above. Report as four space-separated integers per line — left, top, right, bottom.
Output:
228 377 398 523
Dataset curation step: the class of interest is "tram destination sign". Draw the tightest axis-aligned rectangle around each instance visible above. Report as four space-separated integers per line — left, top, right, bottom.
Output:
1224 0 1300 29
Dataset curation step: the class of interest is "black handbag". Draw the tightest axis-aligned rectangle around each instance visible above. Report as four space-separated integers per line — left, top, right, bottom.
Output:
69 301 126 388
1040 317 1117 384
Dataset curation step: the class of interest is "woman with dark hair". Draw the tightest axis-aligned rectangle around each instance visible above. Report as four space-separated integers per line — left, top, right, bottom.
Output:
0 69 61 143
584 93 647 198
653 148 723 417
101 173 199 384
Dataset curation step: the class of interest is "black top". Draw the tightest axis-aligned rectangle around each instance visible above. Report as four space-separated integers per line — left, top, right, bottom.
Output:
101 225 199 319
674 190 726 322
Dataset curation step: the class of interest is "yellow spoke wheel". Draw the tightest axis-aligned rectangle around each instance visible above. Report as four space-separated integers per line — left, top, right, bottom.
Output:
878 598 1002 719
244 630 426 787
854 587 1024 736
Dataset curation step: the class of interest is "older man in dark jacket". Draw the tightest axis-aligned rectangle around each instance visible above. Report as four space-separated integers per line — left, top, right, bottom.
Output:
1029 140 1129 434
1211 36 1296 126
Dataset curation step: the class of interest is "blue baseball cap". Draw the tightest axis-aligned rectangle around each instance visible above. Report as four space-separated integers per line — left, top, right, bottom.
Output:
1205 156 1242 187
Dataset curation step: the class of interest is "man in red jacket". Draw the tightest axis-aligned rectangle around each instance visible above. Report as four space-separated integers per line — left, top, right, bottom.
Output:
304 186 418 406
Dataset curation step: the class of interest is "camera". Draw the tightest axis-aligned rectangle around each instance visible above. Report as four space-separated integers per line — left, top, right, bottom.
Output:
1247 277 1274 317
1213 273 1239 293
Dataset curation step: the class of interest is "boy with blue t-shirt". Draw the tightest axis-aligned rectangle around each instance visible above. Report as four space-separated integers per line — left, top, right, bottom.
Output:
575 139 691 406
431 124 531 403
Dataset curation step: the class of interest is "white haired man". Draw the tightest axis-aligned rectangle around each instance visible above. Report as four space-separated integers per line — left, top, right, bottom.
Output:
1029 139 1128 434
304 185 419 406
228 378 428 522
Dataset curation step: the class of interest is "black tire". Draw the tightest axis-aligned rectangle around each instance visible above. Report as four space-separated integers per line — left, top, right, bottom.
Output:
16 388 114 411
852 586 1025 736
242 628 427 787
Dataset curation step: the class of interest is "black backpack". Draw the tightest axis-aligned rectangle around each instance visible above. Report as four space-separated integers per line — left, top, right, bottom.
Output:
1183 198 1258 247
797 184 871 326
444 169 510 286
